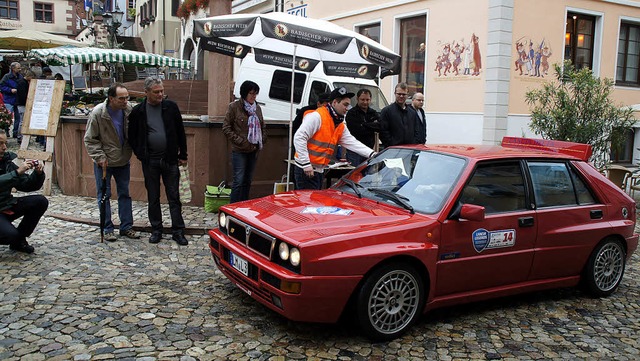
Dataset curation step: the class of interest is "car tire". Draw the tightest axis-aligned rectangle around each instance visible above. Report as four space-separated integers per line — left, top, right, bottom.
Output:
356 263 425 341
583 238 626 297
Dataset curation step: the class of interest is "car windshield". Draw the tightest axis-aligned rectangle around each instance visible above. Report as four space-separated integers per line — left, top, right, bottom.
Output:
334 148 467 214
333 82 389 112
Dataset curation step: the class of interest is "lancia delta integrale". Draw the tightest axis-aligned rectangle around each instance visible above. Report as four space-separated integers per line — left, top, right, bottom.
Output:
208 137 638 341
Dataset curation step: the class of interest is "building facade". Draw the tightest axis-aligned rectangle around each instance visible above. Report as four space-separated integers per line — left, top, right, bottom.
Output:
187 0 640 161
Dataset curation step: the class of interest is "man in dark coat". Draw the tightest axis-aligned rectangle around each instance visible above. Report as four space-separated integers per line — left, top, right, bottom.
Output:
128 77 189 246
345 88 380 165
409 92 427 144
379 82 420 148
0 130 48 253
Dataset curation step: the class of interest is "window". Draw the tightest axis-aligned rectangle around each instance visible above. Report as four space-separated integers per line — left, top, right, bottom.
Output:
34 2 53 23
399 16 426 94
269 70 306 103
527 162 595 207
0 0 18 20
307 81 330 106
357 23 380 43
565 13 596 70
460 162 526 214
617 22 640 86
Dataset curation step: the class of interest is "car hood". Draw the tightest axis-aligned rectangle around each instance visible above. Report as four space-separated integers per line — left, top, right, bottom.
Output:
223 190 434 244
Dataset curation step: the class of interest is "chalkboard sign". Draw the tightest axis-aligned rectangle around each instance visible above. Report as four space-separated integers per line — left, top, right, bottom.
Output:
72 76 87 90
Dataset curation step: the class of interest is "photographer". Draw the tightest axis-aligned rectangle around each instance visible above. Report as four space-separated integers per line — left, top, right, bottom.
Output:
0 130 48 254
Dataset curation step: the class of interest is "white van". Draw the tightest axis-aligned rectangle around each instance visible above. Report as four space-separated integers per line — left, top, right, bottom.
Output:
234 53 389 121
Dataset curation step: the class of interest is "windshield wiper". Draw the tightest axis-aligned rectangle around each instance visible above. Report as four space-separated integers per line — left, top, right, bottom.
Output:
367 188 414 214
340 176 363 198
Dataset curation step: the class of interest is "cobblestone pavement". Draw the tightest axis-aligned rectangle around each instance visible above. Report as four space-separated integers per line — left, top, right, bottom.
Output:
1 141 639 360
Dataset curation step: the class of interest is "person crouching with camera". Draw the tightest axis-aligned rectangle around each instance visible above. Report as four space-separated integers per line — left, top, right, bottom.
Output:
0 130 48 253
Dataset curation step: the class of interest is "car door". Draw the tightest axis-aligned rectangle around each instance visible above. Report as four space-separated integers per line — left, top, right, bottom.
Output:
526 161 608 279
437 161 536 297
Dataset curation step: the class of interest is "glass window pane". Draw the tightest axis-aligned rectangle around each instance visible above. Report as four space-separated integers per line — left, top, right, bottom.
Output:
462 162 526 214
399 16 426 95
528 162 577 207
569 166 596 205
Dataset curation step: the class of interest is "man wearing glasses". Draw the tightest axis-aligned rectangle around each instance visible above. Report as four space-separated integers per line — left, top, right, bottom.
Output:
84 83 139 242
379 82 421 149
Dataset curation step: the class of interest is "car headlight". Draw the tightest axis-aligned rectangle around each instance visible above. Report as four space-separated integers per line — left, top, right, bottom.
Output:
219 212 227 230
290 248 300 266
278 242 290 261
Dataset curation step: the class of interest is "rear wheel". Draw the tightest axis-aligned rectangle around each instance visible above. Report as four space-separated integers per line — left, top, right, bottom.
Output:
356 263 425 341
583 238 626 297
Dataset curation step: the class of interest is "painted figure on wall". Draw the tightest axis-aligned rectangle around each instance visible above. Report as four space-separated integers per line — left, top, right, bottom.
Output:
514 37 552 78
433 34 481 78
471 33 482 76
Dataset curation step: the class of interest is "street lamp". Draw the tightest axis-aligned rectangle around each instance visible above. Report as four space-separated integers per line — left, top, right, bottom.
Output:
103 4 124 48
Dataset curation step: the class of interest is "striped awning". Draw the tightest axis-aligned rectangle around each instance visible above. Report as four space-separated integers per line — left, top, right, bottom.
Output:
28 46 191 69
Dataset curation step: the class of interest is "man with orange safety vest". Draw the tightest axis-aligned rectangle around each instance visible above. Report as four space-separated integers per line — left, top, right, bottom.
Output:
293 87 376 190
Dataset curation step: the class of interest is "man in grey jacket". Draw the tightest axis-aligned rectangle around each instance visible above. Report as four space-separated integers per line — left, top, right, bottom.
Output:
84 83 139 242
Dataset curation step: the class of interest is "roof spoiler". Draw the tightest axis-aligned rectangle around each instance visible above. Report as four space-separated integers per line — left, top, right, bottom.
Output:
501 137 593 161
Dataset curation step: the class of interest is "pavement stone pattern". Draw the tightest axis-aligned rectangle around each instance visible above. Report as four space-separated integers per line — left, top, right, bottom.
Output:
1 138 639 360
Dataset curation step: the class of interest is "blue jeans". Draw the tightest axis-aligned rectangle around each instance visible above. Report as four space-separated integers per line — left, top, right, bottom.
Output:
141 158 185 234
231 150 258 203
294 165 324 190
94 163 134 233
15 105 24 139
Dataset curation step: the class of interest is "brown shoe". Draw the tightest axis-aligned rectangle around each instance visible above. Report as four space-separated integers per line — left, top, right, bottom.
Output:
120 229 140 239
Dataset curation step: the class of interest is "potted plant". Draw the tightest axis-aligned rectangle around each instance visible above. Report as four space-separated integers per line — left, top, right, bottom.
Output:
0 105 12 134
127 8 136 21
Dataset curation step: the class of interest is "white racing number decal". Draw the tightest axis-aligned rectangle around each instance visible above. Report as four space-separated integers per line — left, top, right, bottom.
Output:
472 228 516 253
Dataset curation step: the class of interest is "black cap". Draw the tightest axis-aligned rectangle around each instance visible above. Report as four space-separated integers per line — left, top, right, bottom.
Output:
317 92 331 104
329 87 355 101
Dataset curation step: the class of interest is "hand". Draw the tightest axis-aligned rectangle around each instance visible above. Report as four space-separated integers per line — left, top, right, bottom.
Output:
304 166 314 178
178 159 188 166
15 162 31 175
11 89 16 94
33 160 44 174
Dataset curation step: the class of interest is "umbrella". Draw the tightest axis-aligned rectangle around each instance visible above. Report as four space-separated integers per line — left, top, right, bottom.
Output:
193 12 401 188
0 29 87 50
28 46 191 68
99 166 107 243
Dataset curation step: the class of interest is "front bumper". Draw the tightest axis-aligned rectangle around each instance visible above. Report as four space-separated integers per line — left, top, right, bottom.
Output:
208 229 361 323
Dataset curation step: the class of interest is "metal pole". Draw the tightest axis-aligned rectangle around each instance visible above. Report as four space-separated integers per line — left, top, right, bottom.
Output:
286 44 297 191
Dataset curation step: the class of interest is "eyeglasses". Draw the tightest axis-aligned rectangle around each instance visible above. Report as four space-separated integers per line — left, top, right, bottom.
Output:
115 96 129 100
395 92 408 97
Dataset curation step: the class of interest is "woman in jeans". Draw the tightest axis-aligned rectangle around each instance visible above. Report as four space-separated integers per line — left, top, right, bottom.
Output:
222 80 267 203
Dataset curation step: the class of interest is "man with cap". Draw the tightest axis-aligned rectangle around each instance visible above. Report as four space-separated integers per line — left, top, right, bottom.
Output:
290 92 331 151
293 87 375 190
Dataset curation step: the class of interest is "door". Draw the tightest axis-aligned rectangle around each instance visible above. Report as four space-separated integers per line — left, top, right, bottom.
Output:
437 161 536 296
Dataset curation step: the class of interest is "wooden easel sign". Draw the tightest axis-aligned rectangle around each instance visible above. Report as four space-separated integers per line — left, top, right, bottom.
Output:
17 79 65 195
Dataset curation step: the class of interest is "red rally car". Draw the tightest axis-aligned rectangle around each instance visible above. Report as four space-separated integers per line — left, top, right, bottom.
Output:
208 137 639 341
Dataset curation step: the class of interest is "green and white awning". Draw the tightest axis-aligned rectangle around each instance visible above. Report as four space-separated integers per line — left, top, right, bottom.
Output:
28 46 191 69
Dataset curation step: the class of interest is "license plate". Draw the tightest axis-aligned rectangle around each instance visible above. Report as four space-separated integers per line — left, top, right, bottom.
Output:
229 251 249 276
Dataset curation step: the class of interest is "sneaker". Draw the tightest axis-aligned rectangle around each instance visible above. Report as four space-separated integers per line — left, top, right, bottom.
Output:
172 233 188 246
10 240 34 254
149 232 162 244
120 229 140 239
104 231 117 242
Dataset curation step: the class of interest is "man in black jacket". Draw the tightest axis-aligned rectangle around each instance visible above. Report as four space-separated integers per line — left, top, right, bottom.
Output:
0 130 47 253
409 92 427 144
345 88 379 165
128 77 189 246
379 82 420 148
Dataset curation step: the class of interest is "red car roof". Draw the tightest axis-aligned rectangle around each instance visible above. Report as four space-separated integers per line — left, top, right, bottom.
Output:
403 143 583 162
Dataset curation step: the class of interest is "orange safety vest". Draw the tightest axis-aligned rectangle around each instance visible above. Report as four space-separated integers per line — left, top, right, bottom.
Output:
301 106 345 167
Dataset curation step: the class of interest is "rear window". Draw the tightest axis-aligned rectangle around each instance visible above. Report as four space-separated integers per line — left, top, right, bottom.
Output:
269 70 306 103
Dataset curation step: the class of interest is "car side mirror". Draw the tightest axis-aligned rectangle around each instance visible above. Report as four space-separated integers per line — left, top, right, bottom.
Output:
459 204 485 222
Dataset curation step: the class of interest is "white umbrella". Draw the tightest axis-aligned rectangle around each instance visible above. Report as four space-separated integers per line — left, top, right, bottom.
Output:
193 12 401 188
0 29 87 50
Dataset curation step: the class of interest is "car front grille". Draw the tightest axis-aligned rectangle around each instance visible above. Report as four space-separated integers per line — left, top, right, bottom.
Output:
227 216 275 260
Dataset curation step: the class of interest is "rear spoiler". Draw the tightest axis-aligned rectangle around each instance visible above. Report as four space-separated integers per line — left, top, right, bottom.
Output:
501 137 593 161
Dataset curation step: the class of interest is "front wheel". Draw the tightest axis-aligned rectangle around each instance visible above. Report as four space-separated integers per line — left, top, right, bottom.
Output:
583 238 626 297
356 263 425 341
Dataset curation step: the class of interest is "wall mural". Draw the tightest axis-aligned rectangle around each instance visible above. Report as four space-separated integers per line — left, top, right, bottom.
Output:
433 33 482 78
514 37 553 78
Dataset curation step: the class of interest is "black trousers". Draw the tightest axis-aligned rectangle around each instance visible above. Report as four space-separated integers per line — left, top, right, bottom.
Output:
0 195 48 245
141 158 185 234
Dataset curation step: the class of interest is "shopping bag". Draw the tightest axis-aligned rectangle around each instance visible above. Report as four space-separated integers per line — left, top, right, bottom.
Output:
178 164 192 203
